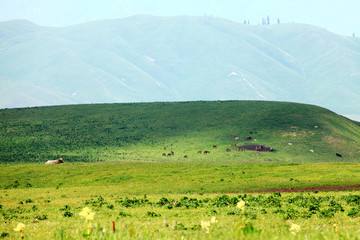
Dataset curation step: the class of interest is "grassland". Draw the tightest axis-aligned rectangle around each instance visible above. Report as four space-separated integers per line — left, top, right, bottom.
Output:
1 101 360 239
2 162 360 239
1 101 359 163
2 162 360 194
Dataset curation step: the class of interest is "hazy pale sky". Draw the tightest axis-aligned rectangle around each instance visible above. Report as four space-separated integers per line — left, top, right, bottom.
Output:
0 0 359 36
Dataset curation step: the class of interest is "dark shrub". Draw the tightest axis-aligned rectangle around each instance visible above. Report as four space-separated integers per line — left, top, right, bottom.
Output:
63 211 73 217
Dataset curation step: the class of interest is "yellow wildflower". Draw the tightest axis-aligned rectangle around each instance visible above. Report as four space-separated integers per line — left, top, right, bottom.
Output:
79 207 95 221
201 220 211 233
210 216 218 224
290 223 301 235
14 223 25 232
236 200 246 212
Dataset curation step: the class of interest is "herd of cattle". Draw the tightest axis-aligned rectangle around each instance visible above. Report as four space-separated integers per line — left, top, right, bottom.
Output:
161 132 277 159
43 131 344 164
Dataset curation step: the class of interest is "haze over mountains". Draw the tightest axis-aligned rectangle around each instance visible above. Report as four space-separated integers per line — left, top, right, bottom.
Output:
1 15 360 118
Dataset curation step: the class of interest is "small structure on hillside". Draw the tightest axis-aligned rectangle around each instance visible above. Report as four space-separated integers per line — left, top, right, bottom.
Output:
236 145 276 152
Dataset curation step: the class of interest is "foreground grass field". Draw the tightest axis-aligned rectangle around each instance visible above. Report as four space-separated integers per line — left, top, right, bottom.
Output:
1 101 360 239
2 162 360 239
4 188 360 239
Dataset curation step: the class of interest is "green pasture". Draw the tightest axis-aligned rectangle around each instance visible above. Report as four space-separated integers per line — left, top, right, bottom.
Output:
2 162 360 239
2 161 360 239
1 101 360 239
0 101 360 163
2 162 360 194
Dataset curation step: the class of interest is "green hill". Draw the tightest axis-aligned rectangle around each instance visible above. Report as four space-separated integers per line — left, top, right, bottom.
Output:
1 15 360 118
0 101 359 163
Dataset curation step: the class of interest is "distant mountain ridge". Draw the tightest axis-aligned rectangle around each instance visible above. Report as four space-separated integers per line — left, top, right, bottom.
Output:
1 15 360 117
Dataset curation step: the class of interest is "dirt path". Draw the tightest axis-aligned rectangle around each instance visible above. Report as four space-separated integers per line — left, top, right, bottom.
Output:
237 185 360 193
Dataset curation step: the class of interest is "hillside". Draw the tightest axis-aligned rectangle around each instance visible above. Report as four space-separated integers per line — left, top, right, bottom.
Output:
0 15 360 118
0 101 359 163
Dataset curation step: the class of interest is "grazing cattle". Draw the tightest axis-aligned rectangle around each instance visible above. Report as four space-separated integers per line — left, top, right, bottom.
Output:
213 145 217 148
204 151 210 154
171 151 174 155
336 153 342 157
226 149 231 152
164 147 167 150
167 153 172 156
162 153 166 156
250 131 253 134
245 136 252 141
236 148 243 151
45 158 64 165
234 137 240 141
184 155 188 158
231 143 236 146
198 151 202 154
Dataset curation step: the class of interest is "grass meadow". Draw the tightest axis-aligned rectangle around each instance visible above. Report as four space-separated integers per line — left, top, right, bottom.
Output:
2 162 360 239
1 101 360 239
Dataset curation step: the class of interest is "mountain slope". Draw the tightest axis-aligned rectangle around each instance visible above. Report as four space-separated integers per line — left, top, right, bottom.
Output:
0 101 359 163
1 16 360 117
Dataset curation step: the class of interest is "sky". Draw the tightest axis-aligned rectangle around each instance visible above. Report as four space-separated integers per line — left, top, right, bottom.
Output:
0 0 359 36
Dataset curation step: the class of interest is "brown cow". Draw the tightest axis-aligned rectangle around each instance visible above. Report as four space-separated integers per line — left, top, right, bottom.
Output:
171 151 174 155
213 145 217 148
184 155 188 158
198 150 202 154
226 149 231 152
204 151 210 154
162 153 166 156
231 143 236 146
45 158 64 165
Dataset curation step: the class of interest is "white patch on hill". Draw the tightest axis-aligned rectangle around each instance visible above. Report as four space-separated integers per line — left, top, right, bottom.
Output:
145 56 156 63
242 78 265 99
227 72 238 76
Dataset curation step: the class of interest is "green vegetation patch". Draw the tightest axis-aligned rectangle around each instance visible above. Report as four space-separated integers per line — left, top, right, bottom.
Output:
0 101 360 163
2 187 360 239
1 162 360 194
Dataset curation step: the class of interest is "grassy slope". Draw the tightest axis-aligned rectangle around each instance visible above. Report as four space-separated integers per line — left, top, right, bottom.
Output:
0 101 359 163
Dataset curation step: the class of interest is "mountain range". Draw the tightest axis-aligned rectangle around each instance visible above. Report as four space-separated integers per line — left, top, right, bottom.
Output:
1 15 360 119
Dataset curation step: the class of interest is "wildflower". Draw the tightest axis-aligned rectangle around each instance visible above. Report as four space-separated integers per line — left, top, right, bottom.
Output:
289 223 301 235
79 207 95 221
14 223 25 232
237 200 246 212
210 216 218 224
201 220 211 233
